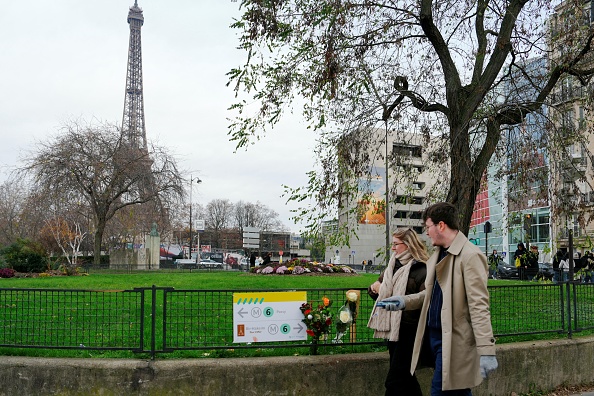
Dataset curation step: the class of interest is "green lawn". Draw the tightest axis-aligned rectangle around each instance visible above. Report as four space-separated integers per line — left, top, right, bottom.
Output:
1 270 381 290
0 272 591 359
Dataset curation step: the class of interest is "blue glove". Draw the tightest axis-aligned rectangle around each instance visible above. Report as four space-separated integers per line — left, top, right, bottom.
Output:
479 355 498 379
379 296 405 311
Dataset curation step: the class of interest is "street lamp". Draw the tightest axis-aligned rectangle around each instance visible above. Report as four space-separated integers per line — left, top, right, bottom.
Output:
189 176 202 259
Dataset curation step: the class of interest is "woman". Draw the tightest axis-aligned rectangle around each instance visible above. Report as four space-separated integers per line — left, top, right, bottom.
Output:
514 243 527 280
367 228 430 396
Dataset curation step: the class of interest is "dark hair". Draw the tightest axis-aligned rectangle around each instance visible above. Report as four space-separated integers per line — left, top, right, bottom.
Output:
422 202 459 230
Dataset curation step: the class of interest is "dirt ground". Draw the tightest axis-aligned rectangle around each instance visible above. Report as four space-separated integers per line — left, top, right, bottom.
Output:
508 384 594 396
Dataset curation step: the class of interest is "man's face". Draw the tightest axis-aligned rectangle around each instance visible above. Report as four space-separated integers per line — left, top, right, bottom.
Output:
424 217 441 247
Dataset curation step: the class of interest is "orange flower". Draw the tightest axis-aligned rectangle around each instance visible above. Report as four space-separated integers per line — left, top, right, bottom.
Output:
322 297 330 307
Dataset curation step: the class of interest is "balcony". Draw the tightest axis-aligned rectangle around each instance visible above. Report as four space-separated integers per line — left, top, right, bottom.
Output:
549 86 587 105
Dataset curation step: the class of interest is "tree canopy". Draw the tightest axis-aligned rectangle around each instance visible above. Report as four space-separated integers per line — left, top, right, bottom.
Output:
229 0 594 235
22 120 184 264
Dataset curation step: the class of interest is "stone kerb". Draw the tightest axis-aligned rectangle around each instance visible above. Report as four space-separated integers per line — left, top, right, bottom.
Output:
0 336 593 395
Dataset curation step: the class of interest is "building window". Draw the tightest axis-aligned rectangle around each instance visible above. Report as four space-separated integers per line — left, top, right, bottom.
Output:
409 211 422 219
394 210 408 219
393 144 422 158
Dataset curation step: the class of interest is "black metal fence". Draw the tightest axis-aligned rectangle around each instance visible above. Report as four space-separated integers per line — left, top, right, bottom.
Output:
0 283 593 357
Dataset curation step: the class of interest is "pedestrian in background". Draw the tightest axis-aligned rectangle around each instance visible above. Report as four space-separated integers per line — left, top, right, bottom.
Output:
514 243 527 280
368 228 430 396
488 250 502 279
381 202 498 395
527 245 539 280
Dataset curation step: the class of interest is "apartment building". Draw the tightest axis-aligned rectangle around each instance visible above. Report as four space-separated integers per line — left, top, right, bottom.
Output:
324 128 438 266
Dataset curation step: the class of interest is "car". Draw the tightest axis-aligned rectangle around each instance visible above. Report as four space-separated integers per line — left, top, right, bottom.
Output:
497 262 518 279
199 259 226 270
174 258 199 269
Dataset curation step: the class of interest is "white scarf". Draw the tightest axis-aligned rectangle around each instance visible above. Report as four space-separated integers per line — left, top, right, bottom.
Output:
367 250 413 342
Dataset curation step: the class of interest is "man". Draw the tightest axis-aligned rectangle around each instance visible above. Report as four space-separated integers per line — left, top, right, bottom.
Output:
488 250 502 279
381 202 498 395
526 245 539 280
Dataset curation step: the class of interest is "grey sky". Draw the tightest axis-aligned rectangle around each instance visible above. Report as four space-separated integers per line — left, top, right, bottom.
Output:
0 0 317 233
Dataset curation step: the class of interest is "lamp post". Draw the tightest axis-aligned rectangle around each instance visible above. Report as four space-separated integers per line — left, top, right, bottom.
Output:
189 176 202 260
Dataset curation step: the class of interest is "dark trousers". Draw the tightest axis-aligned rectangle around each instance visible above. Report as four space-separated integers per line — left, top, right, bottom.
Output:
385 324 423 396
429 328 472 396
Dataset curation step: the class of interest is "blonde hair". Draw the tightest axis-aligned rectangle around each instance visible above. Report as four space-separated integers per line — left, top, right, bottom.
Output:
393 228 430 262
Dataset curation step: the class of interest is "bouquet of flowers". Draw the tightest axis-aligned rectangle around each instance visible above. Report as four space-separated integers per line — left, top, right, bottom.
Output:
333 291 359 343
300 297 333 340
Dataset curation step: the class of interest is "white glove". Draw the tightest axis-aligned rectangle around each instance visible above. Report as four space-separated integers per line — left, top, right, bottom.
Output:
479 355 498 379
379 296 405 311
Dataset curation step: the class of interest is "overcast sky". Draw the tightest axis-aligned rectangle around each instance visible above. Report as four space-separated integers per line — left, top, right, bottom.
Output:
0 0 318 233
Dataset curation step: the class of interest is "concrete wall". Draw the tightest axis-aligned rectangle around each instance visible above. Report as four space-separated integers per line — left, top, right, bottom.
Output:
1 336 593 396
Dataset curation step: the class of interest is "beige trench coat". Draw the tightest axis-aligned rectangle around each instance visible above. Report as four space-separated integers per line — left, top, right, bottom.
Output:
404 231 496 391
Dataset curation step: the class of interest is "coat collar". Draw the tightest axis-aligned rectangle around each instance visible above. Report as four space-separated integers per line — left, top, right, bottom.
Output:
445 231 468 256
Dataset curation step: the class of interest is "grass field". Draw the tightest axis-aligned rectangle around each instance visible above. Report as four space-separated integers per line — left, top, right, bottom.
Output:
0 270 380 290
0 271 591 359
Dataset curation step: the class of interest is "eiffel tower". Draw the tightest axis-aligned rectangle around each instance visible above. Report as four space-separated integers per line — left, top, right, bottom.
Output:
122 0 147 150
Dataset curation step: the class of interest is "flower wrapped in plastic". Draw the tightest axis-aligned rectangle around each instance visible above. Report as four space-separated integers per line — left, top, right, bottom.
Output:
333 291 359 343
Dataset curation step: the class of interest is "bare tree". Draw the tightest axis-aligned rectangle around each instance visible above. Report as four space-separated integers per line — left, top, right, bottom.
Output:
0 176 30 246
229 0 594 234
233 200 288 234
22 120 184 265
204 199 234 248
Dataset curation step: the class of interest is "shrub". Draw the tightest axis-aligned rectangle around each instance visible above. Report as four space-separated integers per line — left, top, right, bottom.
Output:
0 239 48 273
0 268 15 278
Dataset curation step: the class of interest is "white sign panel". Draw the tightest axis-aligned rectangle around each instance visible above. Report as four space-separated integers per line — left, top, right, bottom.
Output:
243 244 260 249
242 238 260 245
195 219 205 231
233 291 307 343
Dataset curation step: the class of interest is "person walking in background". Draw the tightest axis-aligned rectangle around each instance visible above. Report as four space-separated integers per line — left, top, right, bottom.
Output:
527 245 539 280
552 249 564 283
514 243 527 280
249 253 256 269
367 228 430 396
380 202 498 395
559 254 570 281
488 250 502 279
583 251 594 283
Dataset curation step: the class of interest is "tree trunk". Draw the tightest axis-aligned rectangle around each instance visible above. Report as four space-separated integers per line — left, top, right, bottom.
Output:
446 124 483 235
93 220 106 266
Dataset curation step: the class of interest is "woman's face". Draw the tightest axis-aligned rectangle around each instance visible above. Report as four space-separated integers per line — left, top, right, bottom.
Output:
391 235 409 255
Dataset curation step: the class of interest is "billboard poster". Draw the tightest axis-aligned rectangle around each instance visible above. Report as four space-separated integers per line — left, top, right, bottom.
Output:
358 166 386 225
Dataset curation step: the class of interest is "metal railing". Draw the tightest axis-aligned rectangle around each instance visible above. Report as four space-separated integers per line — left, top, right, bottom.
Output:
0 283 593 357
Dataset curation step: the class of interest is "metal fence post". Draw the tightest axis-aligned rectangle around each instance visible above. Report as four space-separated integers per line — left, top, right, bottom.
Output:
151 285 157 359
566 282 572 339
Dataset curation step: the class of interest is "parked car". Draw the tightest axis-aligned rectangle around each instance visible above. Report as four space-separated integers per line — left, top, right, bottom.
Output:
199 259 226 270
497 262 518 279
175 258 198 269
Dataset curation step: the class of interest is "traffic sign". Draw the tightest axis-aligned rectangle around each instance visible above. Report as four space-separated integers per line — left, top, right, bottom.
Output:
233 291 307 343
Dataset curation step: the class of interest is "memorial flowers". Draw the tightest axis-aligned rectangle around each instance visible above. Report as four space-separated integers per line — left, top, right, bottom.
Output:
333 291 359 343
300 297 332 354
